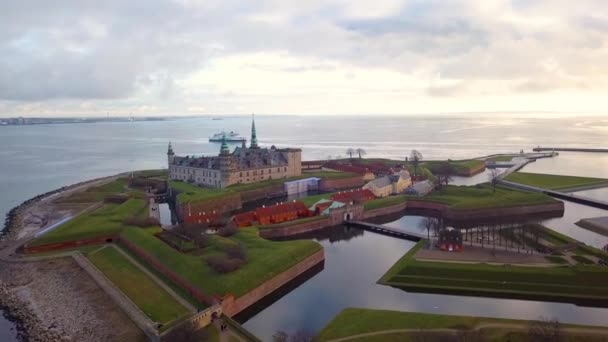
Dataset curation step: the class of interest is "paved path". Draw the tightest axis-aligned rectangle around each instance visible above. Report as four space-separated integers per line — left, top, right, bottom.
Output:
107 244 197 313
326 322 608 342
72 252 160 341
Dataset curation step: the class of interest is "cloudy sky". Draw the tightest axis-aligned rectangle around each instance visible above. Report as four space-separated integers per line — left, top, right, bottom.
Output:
2 0 608 117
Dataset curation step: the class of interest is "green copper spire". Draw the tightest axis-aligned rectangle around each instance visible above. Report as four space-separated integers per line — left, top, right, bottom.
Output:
250 113 258 148
220 133 230 155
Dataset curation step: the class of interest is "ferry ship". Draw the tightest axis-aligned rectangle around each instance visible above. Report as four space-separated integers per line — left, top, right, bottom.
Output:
209 131 247 142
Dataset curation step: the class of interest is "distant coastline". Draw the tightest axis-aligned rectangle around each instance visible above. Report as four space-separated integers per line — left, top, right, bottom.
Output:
0 117 168 126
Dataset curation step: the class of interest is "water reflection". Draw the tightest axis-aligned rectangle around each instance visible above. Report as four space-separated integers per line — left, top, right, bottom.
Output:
0 312 18 342
242 225 608 340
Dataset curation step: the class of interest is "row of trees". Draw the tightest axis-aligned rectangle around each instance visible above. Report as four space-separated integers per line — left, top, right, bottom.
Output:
346 148 367 159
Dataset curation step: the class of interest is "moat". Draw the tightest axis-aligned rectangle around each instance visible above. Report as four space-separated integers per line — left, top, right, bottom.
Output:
2 117 608 341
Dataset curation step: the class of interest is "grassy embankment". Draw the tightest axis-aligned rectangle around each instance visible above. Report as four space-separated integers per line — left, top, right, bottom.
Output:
487 155 516 162
405 184 558 210
119 226 321 298
317 308 608 341
505 172 608 191
54 178 144 204
87 246 189 325
30 197 149 246
528 223 608 262
423 159 485 176
378 238 608 303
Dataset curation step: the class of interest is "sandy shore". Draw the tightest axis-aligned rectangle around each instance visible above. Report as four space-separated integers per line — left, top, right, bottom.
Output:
0 172 147 342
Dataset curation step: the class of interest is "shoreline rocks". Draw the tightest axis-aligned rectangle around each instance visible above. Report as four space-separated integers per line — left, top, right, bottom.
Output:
0 282 69 342
0 173 125 341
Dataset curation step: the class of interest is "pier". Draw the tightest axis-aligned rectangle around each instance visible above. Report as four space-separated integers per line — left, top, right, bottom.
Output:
533 147 608 153
347 221 425 241
499 180 608 210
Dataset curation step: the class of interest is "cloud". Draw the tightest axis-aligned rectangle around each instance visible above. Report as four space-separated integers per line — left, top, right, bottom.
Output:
1 0 608 115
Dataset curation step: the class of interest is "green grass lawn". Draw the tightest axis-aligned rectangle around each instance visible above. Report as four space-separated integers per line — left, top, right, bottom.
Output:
378 239 608 302
88 246 189 324
316 308 608 341
55 178 131 203
119 227 321 298
169 181 233 203
505 172 608 191
408 184 557 209
30 198 149 246
363 195 407 211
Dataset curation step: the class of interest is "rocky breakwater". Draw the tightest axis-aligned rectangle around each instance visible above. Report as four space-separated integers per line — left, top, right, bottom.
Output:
0 282 69 342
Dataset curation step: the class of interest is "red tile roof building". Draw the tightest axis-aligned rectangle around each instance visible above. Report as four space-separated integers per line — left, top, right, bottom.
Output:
233 201 312 227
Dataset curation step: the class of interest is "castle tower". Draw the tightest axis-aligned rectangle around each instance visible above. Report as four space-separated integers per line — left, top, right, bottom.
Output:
250 114 259 149
218 133 232 188
167 142 175 166
219 133 230 156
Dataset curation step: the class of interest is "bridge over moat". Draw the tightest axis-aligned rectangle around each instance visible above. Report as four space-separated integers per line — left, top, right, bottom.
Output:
346 221 425 242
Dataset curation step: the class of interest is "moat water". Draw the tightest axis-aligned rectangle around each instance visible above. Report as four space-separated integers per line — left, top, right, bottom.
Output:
1 115 607 339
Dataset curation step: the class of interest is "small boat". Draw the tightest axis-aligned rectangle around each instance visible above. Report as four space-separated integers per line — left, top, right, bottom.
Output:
212 117 223 120
209 131 246 142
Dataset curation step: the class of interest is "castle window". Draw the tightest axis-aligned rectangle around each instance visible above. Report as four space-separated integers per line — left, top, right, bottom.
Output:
247 171 249 176
261 170 264 174
284 167 287 172
277 168 280 172
240 172 242 177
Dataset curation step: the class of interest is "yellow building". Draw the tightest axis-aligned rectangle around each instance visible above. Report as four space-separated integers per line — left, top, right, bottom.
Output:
363 170 412 198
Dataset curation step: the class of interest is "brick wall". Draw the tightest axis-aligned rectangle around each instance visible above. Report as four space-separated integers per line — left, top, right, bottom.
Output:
23 235 116 254
405 200 565 221
362 202 407 219
319 176 364 191
221 249 324 317
177 193 242 221
258 218 331 238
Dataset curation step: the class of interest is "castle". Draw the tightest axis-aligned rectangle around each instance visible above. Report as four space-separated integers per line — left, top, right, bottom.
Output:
168 116 302 188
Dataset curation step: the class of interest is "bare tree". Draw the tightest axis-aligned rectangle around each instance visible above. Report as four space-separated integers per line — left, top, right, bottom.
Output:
435 162 454 188
488 168 501 193
355 148 367 159
528 318 563 342
410 150 423 176
346 148 355 160
419 217 440 242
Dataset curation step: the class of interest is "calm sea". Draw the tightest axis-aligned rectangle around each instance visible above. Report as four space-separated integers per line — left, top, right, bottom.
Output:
1 115 608 339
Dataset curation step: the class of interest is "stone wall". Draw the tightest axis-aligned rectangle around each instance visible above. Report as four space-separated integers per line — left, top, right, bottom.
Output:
328 204 365 225
405 200 565 221
258 218 331 239
177 193 242 221
23 235 116 254
319 176 364 191
362 202 407 220
221 249 325 317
